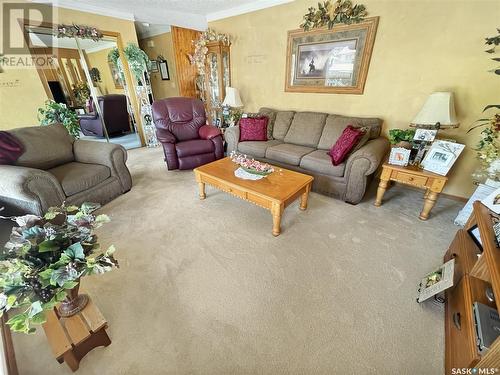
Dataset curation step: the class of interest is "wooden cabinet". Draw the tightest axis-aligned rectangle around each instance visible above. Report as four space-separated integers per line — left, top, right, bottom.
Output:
444 202 500 373
202 41 231 126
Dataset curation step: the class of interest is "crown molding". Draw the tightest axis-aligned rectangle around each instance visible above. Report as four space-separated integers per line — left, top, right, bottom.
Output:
136 24 172 39
206 0 294 22
45 0 135 21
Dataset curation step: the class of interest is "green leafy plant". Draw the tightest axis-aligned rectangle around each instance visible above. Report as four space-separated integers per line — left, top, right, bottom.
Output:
301 0 367 31
89 67 101 83
388 128 415 145
0 203 118 333
108 44 149 83
72 81 90 107
38 100 80 139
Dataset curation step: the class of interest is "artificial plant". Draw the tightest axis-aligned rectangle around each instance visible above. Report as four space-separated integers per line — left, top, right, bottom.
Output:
72 81 90 107
38 100 80 139
468 28 500 183
388 129 416 145
0 203 118 334
108 44 150 83
300 0 367 31
189 29 231 75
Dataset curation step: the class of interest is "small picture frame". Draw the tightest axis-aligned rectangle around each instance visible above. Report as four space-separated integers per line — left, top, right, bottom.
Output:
388 147 411 166
159 60 170 80
422 140 465 176
149 60 159 73
414 128 437 142
467 224 483 251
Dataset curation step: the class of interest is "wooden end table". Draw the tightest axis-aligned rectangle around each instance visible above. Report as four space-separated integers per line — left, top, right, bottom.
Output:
374 162 448 220
194 157 313 236
43 297 111 372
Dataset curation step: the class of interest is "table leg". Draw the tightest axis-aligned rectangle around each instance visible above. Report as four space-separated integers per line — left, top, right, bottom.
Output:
198 182 206 200
424 188 430 199
374 178 389 207
299 184 311 211
420 191 438 220
271 202 283 237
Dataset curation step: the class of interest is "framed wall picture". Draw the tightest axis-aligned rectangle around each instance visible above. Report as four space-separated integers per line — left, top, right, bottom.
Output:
285 17 379 94
388 147 411 166
108 61 123 89
159 60 170 80
149 60 159 73
421 140 465 176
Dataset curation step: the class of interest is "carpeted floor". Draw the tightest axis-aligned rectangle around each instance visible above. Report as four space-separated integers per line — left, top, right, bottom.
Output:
10 147 464 375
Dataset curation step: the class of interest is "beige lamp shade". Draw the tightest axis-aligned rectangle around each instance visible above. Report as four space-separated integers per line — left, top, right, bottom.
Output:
411 92 459 128
222 87 243 108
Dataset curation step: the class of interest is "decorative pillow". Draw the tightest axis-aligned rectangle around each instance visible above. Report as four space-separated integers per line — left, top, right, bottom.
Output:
0 131 24 165
327 125 365 166
239 117 268 142
350 126 370 154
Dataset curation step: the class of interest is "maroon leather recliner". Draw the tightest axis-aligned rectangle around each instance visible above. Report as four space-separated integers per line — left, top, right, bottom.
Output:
152 97 223 170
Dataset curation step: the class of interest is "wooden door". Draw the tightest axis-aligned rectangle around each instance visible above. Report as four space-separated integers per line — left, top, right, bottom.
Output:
171 26 200 98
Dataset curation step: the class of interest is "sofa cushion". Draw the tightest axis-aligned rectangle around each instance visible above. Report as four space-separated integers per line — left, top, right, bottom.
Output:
265 143 315 166
10 123 74 170
284 112 327 148
317 115 383 150
300 150 346 177
272 111 295 140
238 140 282 158
239 117 268 141
258 108 277 140
49 162 110 197
176 139 214 158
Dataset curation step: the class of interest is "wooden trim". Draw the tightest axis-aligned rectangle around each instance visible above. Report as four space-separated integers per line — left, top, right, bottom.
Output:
1 315 19 375
284 17 379 95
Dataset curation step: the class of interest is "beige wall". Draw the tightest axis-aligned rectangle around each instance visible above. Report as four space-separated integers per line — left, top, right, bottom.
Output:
86 47 125 95
0 2 139 130
209 0 499 198
139 32 179 100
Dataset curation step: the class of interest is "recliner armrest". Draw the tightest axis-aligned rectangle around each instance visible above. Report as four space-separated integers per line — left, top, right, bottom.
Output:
199 125 221 140
345 137 390 176
156 128 176 143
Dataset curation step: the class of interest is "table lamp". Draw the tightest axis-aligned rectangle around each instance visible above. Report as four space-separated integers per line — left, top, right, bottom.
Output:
222 87 243 126
410 92 459 129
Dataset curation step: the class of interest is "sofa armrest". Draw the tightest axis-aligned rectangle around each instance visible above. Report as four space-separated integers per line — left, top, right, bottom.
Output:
224 126 240 154
155 128 176 143
0 165 65 215
345 137 390 177
78 113 98 120
73 139 132 192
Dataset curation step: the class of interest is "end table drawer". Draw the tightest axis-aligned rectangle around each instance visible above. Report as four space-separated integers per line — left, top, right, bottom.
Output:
393 171 428 186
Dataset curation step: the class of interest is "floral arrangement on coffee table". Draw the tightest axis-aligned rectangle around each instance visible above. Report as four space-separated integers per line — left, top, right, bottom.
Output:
230 151 274 176
0 203 118 333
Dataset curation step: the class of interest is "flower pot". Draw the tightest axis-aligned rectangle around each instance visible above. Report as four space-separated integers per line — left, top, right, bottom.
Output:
58 280 89 317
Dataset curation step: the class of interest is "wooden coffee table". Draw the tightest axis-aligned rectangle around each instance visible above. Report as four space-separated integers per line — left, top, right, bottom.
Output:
194 157 314 236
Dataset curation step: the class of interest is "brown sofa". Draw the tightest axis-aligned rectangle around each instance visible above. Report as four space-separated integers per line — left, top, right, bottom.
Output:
0 124 132 215
225 108 389 204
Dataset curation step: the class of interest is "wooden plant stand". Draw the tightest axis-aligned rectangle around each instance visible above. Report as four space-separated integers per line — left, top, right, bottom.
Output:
42 298 111 372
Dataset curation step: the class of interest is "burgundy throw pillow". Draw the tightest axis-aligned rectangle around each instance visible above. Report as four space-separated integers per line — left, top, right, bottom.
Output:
239 117 268 142
0 131 24 165
327 125 365 166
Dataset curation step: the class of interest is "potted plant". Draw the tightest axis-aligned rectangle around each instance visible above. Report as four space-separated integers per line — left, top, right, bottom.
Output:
0 203 118 333
388 128 416 149
38 100 80 139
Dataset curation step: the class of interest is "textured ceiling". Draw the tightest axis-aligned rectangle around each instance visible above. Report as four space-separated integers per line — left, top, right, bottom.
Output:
55 0 293 31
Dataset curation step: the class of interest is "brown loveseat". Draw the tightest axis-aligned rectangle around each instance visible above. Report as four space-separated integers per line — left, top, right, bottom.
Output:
225 108 389 204
0 124 132 215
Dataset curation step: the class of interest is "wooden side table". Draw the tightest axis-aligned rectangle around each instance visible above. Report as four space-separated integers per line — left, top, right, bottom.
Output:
374 162 448 220
42 297 111 372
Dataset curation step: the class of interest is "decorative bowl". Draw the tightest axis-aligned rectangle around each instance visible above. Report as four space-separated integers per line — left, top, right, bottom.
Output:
241 166 273 176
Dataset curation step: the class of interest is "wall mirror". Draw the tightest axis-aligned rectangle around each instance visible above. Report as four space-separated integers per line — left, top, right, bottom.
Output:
24 24 142 149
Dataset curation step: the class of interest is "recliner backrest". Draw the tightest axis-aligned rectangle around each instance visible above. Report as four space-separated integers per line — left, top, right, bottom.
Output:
152 97 206 142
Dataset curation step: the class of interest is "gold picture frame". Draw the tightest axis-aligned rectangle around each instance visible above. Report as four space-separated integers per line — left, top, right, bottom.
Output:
285 17 379 94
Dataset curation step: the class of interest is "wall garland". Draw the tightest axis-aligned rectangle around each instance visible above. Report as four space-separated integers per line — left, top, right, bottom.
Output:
188 29 231 75
300 0 367 30
55 24 103 41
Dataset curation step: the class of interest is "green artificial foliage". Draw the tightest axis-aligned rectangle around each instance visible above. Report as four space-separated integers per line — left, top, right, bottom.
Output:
388 129 415 145
38 100 80 139
108 44 149 83
301 0 367 31
0 203 118 334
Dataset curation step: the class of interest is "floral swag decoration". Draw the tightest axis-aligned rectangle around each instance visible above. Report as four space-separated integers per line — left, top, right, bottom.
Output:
55 24 103 41
188 29 231 75
300 0 368 30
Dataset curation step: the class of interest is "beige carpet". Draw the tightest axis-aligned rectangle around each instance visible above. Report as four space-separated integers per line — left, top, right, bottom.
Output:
11 147 464 375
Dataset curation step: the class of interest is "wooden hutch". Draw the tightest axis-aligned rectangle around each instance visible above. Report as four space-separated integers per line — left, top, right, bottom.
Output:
445 201 500 372
201 40 231 126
